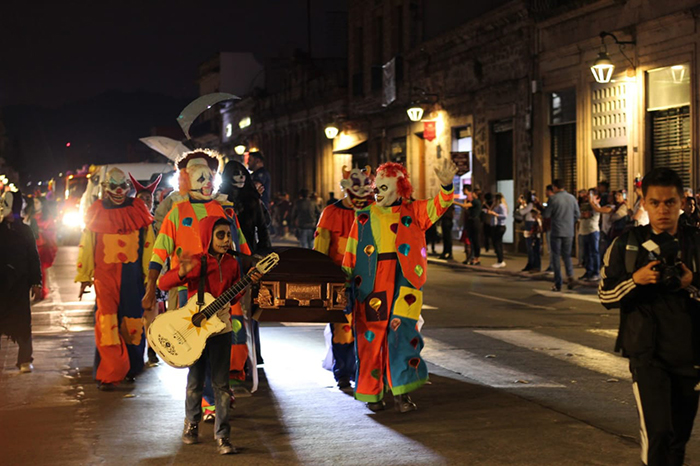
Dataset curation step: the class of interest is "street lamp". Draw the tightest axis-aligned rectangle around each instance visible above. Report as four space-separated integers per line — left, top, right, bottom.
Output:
234 144 246 155
591 31 635 84
324 124 339 139
406 106 424 122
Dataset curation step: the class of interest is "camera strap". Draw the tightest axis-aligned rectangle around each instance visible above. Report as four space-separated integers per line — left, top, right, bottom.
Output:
197 255 207 307
624 230 640 274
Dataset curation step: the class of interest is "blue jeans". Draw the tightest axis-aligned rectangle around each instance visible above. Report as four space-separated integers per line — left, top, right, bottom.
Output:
298 228 315 249
550 236 574 289
185 332 232 439
582 231 600 277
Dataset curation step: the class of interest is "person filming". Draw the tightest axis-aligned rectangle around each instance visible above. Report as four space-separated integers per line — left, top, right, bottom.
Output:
599 168 700 466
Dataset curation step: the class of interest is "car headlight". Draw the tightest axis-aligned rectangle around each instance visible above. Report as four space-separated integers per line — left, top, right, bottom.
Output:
62 211 83 228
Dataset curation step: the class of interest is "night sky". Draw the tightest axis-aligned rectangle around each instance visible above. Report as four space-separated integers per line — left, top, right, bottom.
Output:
1 0 347 107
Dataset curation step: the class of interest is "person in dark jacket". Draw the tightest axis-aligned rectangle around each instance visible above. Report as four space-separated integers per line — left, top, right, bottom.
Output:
599 168 700 466
290 189 321 249
0 189 43 373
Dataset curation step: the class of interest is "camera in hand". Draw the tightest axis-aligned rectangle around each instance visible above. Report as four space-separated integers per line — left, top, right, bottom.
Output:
644 232 683 292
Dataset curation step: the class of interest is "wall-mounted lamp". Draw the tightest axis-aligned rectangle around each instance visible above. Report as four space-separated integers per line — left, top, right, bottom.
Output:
591 31 636 84
406 106 425 122
234 144 247 155
407 87 439 121
324 124 339 139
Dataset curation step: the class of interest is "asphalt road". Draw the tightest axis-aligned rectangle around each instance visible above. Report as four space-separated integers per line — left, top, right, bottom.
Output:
2 246 698 465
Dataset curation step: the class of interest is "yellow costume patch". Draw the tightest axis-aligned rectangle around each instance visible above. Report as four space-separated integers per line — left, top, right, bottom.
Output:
392 286 422 321
120 317 144 346
102 231 139 264
332 314 354 344
99 313 120 346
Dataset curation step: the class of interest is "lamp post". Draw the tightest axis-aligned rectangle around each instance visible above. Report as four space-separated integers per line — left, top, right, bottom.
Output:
406 88 439 122
591 32 635 84
234 144 246 155
324 124 339 139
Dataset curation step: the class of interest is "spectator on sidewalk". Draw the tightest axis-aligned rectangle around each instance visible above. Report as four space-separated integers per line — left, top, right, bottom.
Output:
482 192 494 253
291 189 321 249
249 152 271 209
631 180 649 227
273 192 292 239
425 223 439 256
593 190 629 244
529 209 544 272
517 190 539 272
576 189 589 269
579 188 601 281
543 185 554 273
455 185 482 265
680 195 700 229
326 192 338 206
543 179 580 291
486 193 508 268
439 204 455 260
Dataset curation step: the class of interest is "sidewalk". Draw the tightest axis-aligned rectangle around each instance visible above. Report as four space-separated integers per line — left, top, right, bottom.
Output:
426 242 599 289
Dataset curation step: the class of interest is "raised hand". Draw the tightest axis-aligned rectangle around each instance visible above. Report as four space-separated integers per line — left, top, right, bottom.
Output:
434 158 459 187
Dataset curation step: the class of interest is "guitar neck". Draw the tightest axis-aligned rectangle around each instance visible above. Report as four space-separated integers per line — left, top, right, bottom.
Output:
202 274 254 318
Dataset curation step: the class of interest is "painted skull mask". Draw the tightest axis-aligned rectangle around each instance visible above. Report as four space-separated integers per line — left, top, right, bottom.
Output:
1 192 14 220
103 168 129 206
187 158 215 200
374 173 401 207
340 167 374 209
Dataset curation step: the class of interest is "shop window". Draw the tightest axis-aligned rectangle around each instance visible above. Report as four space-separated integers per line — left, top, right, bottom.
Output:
596 147 628 191
390 137 407 165
651 106 691 188
647 64 690 111
550 89 576 125
551 123 577 193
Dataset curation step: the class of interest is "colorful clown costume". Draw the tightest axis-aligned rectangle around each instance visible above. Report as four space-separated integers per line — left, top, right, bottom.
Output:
314 199 357 383
76 198 155 384
342 185 453 402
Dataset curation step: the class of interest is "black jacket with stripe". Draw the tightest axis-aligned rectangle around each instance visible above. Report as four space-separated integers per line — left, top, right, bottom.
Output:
599 224 700 373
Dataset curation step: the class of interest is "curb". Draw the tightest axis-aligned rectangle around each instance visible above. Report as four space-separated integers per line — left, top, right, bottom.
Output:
426 257 599 289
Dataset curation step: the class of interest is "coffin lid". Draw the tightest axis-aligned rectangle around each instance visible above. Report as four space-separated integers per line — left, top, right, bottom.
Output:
263 247 346 282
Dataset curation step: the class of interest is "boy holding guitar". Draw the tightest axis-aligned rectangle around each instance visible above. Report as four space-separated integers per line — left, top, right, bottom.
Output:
158 216 262 455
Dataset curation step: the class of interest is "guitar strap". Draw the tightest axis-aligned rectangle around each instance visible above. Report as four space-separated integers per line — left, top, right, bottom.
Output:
197 255 207 306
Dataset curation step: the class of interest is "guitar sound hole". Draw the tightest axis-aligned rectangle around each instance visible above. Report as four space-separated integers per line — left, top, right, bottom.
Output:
191 313 205 328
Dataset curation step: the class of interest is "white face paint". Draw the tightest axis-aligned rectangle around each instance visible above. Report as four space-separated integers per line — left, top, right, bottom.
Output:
374 174 400 207
232 173 246 189
188 165 215 200
103 168 129 206
1 192 14 219
340 168 374 209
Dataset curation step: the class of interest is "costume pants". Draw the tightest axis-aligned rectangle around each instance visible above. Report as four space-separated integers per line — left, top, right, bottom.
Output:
186 332 232 439
631 364 700 466
16 333 33 367
492 226 506 263
353 259 427 402
441 221 453 257
329 319 356 382
550 236 574 288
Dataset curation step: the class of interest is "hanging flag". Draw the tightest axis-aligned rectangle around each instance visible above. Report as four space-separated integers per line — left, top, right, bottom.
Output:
424 121 436 141
382 58 396 107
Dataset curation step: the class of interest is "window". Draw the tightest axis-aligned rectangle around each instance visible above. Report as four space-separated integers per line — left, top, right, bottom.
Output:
596 147 628 191
651 106 691 188
550 89 576 125
373 16 384 65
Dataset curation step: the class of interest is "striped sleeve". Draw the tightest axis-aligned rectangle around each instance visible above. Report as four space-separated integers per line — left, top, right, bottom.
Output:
414 184 455 231
598 236 639 308
341 217 360 287
313 206 333 255
149 205 179 271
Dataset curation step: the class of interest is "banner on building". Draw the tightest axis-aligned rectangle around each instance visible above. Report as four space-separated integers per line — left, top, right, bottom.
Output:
382 58 396 107
451 152 470 176
424 121 436 141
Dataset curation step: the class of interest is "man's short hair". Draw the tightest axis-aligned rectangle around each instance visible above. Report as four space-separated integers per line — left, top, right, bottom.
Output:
546 184 553 192
463 184 472 192
552 179 565 190
642 168 684 198
249 151 265 164
597 180 610 190
299 188 308 198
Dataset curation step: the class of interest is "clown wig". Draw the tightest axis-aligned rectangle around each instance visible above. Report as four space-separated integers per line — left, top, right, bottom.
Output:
175 150 223 196
376 162 413 200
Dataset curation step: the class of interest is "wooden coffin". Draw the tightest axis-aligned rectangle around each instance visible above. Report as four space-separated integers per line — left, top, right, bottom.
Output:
253 247 349 323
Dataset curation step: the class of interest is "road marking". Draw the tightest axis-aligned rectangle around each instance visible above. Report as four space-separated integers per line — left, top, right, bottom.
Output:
422 337 564 388
467 291 556 310
587 329 618 339
475 329 630 380
533 289 601 304
422 304 438 310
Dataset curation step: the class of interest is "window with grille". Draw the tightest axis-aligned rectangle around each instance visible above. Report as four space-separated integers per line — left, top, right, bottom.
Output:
551 123 577 192
596 147 627 191
651 106 691 188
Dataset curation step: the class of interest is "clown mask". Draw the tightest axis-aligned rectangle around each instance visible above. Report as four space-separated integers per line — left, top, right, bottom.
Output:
340 167 374 210
187 158 215 200
103 168 129 206
374 173 400 207
1 192 14 220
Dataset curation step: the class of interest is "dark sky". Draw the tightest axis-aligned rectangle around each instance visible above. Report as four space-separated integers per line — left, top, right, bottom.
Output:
1 0 347 107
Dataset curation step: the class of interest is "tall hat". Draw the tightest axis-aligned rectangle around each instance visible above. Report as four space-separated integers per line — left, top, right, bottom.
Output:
129 173 162 194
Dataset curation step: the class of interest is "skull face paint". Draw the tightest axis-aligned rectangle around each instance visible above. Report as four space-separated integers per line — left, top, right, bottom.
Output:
102 168 129 206
340 167 374 209
1 192 13 220
374 173 400 207
187 158 215 200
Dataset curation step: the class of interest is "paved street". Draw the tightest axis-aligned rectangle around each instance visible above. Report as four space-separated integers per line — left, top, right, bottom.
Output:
2 246 699 465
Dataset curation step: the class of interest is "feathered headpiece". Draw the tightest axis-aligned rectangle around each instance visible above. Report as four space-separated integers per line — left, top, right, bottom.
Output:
129 173 162 195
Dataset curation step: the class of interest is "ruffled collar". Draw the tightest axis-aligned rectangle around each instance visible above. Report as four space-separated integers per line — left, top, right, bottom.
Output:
85 198 153 234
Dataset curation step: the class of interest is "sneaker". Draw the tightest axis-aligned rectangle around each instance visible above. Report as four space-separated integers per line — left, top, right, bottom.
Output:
567 277 576 290
394 394 417 413
337 377 351 390
182 421 199 445
492 262 506 268
367 400 386 412
551 285 561 292
19 363 33 373
588 275 601 281
579 274 591 280
202 407 216 423
216 438 237 455
146 348 160 367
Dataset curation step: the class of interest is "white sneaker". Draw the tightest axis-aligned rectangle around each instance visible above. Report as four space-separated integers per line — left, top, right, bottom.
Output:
492 262 506 268
19 363 33 373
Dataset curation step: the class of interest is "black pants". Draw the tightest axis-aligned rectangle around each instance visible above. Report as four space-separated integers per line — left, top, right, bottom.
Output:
631 363 700 466
492 225 506 263
441 220 453 257
467 220 481 260
483 223 492 251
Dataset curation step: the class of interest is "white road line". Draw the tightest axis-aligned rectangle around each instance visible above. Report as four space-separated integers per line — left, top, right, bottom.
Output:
587 329 618 339
422 337 564 388
467 291 556 310
422 304 438 310
475 329 630 380
533 289 602 304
